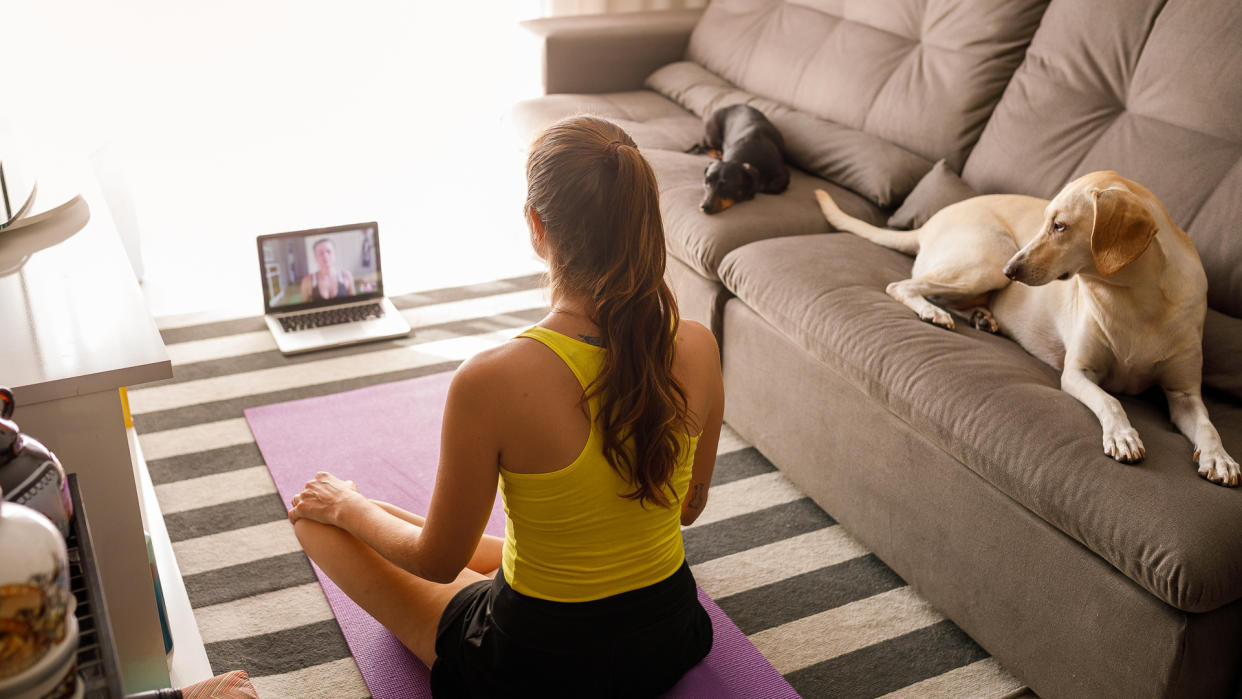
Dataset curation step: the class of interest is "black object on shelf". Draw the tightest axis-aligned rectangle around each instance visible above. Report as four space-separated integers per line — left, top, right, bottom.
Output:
67 473 125 699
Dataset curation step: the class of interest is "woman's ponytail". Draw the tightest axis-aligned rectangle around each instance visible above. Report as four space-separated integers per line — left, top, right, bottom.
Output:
526 116 689 507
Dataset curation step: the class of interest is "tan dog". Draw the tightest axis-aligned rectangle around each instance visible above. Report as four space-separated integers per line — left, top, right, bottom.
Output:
815 171 1239 486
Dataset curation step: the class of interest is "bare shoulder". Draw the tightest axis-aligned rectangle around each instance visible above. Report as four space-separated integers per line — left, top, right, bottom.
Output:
452 338 545 393
673 320 722 397
672 320 721 435
447 340 543 409
675 320 720 364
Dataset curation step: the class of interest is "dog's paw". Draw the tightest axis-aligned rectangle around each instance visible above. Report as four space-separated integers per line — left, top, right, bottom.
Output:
1103 428 1145 463
970 309 999 333
1195 448 1240 487
919 307 955 330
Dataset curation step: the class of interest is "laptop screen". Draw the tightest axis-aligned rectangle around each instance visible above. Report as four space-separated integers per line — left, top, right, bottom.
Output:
257 221 384 313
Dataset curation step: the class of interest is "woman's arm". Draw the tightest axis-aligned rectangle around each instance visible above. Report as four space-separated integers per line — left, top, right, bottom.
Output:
681 403 722 526
289 354 504 583
370 500 503 575
408 356 504 581
680 323 724 527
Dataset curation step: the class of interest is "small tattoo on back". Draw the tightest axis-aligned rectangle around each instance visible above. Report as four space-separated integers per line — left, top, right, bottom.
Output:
578 334 604 347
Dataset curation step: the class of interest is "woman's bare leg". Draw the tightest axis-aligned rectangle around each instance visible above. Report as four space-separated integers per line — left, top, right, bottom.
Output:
292 517 488 667
371 500 504 576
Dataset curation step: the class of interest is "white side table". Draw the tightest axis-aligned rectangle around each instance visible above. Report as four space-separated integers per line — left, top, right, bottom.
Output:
1 167 173 694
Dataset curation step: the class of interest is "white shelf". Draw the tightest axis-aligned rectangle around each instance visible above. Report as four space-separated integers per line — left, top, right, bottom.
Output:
128 426 214 688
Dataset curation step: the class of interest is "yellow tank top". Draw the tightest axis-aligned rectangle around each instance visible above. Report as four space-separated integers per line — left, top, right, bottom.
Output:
500 326 699 602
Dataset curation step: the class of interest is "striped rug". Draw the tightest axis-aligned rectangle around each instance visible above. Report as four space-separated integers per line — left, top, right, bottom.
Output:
129 273 1033 699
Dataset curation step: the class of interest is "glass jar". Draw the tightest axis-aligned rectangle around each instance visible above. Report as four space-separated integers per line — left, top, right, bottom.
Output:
0 495 82 699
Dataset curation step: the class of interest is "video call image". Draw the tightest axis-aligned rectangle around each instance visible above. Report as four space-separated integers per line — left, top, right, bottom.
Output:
262 227 379 308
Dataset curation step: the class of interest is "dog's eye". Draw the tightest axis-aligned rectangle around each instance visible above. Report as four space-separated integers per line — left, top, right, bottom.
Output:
1052 221 1066 232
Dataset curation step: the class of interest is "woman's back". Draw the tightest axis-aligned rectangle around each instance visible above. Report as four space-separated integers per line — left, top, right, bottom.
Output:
465 317 721 602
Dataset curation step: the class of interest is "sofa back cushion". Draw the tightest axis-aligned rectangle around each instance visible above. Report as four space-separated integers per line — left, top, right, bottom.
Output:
885 159 978 230
962 0 1242 319
646 61 935 208
685 0 1048 171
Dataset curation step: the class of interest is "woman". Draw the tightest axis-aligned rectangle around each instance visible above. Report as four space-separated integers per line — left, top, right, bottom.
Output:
289 115 724 697
299 237 355 301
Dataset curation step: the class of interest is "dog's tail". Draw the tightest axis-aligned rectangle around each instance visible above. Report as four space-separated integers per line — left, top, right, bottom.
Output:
814 189 919 255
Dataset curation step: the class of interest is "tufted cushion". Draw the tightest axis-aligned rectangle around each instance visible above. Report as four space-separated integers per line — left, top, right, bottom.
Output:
962 0 1242 318
685 0 1048 170
886 159 978 230
646 61 933 208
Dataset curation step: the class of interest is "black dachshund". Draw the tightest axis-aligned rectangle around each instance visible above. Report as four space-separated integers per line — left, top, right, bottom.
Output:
689 104 790 214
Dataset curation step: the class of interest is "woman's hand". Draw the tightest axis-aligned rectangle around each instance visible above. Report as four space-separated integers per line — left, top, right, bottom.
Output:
289 472 364 526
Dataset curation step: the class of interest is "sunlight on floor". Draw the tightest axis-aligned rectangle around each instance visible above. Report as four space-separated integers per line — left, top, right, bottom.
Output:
3 1 550 318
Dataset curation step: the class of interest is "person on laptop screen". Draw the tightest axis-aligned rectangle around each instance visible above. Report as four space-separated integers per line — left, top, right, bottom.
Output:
300 237 356 302
257 222 407 354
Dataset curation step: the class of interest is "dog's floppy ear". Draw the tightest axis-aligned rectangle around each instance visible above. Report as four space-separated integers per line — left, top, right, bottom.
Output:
1089 188 1158 275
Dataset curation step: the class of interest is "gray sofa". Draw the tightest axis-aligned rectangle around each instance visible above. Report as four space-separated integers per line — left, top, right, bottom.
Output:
512 1 1242 697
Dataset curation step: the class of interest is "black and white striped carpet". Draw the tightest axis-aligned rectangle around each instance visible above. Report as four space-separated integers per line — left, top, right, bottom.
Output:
129 273 1031 698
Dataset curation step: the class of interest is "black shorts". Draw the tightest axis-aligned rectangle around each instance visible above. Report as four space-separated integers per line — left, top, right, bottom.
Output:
430 561 713 698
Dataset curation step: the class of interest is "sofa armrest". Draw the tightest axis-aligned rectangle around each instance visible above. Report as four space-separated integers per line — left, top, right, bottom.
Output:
520 9 703 95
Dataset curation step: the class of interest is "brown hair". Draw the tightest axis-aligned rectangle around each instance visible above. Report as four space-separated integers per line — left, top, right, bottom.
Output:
525 115 688 508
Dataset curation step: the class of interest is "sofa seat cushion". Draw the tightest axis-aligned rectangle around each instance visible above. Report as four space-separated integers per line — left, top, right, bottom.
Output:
718 233 1242 613
646 149 885 280
962 0 1242 318
509 90 704 152
510 92 887 281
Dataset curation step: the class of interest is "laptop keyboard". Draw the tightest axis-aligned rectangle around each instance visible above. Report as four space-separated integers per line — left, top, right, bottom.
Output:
279 302 386 332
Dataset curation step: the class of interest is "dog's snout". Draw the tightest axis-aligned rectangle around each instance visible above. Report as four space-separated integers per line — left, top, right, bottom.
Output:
1002 261 1020 280
700 196 724 215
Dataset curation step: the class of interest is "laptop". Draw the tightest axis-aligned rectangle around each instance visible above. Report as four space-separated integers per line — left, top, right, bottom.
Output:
257 221 411 355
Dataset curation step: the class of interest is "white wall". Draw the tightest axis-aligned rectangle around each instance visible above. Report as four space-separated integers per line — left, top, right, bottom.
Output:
2 1 542 163
0 1 693 316
0 1 549 315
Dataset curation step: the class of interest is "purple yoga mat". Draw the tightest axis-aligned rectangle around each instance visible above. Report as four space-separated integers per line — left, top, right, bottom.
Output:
246 370 798 699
